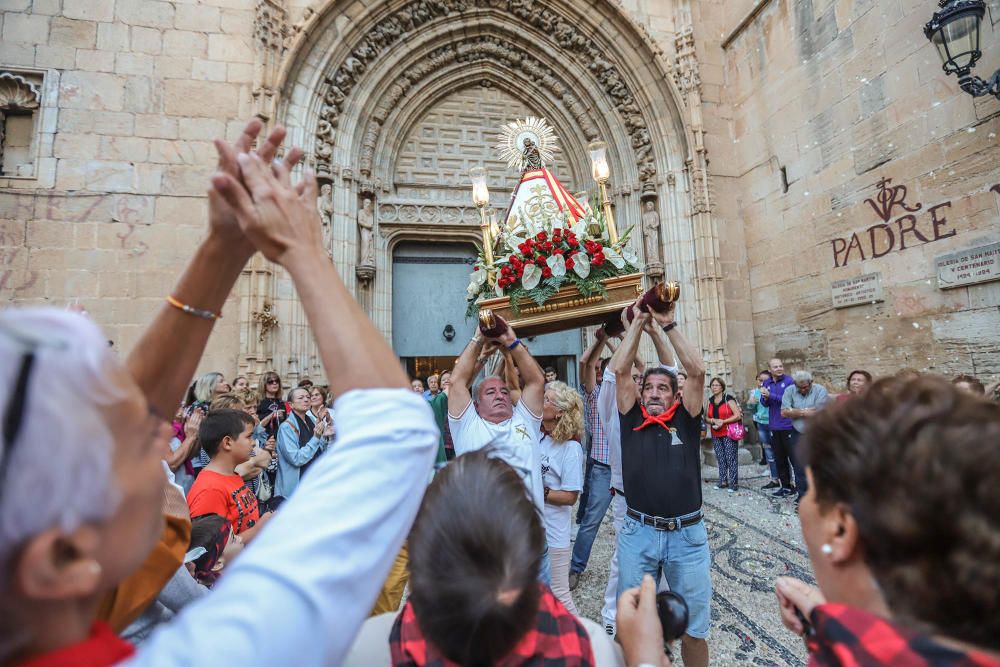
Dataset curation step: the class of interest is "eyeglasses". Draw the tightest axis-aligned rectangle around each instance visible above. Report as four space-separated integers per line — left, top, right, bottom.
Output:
3 351 36 455
266 379 279 385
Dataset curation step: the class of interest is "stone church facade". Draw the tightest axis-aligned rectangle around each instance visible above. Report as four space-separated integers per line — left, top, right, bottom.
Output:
1 0 997 389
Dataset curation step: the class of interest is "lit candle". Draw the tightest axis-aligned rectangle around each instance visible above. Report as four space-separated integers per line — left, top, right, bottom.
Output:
469 166 490 207
588 140 610 183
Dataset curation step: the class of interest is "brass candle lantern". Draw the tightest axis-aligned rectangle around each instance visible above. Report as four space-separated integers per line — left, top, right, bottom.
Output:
588 140 619 245
469 167 495 285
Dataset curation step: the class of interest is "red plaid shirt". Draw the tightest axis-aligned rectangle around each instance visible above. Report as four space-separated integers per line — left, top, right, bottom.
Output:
389 584 594 667
807 603 1000 667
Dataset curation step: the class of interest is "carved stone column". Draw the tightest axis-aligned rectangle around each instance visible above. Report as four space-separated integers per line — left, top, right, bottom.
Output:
252 0 287 122
673 12 732 382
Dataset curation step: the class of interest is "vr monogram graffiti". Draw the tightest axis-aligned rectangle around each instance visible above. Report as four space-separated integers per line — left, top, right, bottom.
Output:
830 177 969 269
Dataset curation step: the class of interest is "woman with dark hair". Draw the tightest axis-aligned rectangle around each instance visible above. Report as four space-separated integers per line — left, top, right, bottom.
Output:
275 386 329 498
255 371 286 438
308 385 335 440
774 376 1000 664
706 377 743 492
748 369 778 488
836 369 872 402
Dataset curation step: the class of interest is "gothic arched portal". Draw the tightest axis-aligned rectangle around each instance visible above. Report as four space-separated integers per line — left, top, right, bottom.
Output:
238 0 731 383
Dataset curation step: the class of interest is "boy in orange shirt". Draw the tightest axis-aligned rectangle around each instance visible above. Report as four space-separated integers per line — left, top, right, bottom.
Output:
187 409 271 542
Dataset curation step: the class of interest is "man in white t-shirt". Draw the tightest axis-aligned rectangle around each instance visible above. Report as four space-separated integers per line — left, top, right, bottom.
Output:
448 318 547 579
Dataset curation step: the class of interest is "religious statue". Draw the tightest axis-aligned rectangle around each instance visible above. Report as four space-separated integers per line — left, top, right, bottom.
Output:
357 197 375 267
521 137 542 171
317 184 333 257
642 199 662 265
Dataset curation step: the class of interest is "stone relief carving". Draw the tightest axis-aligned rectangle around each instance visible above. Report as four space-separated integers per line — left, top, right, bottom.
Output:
253 0 288 120
0 72 41 110
357 197 376 267
313 1 658 183
673 29 701 101
641 199 662 266
317 182 333 257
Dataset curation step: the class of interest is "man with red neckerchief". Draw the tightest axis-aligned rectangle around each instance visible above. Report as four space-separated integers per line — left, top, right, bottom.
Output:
609 297 711 667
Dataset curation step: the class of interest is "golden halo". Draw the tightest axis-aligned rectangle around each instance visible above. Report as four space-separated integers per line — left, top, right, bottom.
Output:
494 117 559 171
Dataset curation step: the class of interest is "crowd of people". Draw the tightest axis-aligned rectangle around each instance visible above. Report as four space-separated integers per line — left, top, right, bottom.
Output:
1 118 998 667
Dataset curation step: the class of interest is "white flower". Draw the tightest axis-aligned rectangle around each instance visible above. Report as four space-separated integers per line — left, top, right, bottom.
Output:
470 268 487 287
546 253 567 277
571 251 591 278
495 278 505 297
622 246 639 266
603 247 626 269
572 218 589 239
522 262 541 289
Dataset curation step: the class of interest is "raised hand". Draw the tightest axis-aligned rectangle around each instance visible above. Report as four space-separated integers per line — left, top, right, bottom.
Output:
210 121 305 261
212 150 321 266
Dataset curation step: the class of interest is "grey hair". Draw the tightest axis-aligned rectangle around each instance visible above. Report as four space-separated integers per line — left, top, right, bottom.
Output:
192 371 223 404
792 370 813 383
471 375 504 406
0 308 126 570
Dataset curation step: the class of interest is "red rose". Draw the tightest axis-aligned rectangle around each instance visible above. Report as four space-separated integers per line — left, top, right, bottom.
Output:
535 256 546 266
473 266 480 271
541 267 553 278
536 231 547 242
565 257 575 270
517 265 525 276
567 238 579 247
592 254 605 266
553 248 564 255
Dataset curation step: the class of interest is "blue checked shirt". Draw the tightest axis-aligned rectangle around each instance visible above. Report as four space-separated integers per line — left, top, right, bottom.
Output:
582 385 609 464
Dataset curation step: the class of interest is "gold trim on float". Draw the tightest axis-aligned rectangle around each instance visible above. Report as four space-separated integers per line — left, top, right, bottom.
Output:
476 272 645 337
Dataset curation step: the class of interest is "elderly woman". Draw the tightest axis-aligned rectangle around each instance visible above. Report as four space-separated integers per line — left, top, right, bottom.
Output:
275 386 330 498
774 376 1000 664
0 117 438 667
539 380 585 614
836 369 872 402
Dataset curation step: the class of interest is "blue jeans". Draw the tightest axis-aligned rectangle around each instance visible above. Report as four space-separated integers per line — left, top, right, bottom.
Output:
571 461 612 574
538 544 551 587
617 509 712 639
756 423 777 479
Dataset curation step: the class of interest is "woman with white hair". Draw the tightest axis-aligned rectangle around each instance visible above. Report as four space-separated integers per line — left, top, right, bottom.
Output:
539 380 585 614
1 118 438 667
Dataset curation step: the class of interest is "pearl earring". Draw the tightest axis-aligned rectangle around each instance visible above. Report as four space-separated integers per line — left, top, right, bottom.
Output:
821 544 833 555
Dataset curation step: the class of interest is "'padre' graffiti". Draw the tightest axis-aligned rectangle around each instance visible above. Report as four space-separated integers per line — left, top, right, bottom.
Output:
830 177 962 268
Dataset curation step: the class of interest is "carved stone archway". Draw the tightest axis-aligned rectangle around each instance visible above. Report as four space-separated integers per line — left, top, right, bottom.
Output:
240 0 731 384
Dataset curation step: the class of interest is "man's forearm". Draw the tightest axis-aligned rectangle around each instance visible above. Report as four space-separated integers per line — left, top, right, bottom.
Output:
665 328 704 378
611 319 643 376
648 327 675 367
284 250 408 396
127 234 249 417
453 334 486 387
509 342 544 387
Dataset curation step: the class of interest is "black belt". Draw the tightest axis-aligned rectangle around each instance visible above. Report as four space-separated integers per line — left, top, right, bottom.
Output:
589 459 610 468
626 507 702 531
611 487 625 496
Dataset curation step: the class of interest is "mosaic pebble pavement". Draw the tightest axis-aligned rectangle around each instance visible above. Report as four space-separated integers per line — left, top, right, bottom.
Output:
571 461 813 666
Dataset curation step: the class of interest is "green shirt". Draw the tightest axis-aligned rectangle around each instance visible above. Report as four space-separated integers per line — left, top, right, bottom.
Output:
428 392 449 464
749 388 769 425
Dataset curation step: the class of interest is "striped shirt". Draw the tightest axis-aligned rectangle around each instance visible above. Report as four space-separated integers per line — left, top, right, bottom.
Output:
582 385 609 464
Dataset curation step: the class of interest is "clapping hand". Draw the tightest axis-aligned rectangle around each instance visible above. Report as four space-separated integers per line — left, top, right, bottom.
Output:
212 133 319 266
209 119 303 262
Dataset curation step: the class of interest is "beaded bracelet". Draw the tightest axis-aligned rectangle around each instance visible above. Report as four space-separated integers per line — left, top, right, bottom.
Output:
166 295 221 320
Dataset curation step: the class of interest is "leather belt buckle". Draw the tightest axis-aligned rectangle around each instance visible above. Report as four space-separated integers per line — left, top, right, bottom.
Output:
654 516 678 531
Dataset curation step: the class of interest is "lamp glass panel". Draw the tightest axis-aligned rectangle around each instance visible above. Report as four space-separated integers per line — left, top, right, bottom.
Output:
942 14 980 69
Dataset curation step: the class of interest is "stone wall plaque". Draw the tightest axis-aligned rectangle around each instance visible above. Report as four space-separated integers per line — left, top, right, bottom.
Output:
831 272 883 309
935 242 1000 290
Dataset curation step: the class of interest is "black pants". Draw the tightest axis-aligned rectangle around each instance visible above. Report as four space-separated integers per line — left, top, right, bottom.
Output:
788 430 807 499
770 429 795 489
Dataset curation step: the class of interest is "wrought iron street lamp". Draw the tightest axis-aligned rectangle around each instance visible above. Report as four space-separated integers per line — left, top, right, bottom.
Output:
924 0 1000 99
